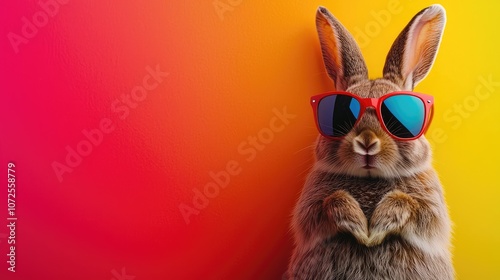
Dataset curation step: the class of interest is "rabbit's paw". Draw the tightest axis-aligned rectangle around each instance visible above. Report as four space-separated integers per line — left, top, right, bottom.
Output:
323 190 370 245
368 190 418 246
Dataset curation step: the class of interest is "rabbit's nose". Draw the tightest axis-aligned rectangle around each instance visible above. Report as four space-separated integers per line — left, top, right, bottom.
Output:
353 130 381 155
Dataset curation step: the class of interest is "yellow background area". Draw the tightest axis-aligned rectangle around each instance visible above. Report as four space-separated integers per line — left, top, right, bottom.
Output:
209 0 500 278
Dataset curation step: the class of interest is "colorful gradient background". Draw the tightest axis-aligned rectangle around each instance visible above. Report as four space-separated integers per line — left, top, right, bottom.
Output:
1 0 499 279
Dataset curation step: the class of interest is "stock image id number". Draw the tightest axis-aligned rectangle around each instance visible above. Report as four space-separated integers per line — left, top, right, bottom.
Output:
8 162 16 209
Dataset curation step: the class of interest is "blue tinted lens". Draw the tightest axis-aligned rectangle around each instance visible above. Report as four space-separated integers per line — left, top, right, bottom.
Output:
318 95 360 137
381 95 424 138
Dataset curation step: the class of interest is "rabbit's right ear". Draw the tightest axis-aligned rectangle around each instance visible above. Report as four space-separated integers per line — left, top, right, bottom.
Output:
383 5 446 90
316 7 368 91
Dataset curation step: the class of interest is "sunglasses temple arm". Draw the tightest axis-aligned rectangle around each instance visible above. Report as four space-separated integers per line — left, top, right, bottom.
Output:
424 104 435 134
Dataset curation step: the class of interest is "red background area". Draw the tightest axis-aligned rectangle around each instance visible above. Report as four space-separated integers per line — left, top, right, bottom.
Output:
0 1 320 279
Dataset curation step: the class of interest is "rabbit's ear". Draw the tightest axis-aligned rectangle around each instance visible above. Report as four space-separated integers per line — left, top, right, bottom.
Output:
383 5 446 90
316 7 368 91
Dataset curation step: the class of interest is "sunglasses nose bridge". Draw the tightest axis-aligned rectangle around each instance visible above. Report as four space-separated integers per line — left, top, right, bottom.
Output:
359 98 378 111
367 98 378 108
357 98 378 120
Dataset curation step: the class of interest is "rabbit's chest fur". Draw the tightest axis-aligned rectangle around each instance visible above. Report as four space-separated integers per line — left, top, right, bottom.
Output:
339 178 392 220
316 172 397 220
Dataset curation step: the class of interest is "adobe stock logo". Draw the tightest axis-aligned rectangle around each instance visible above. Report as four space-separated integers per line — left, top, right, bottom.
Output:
7 0 69 54
353 0 403 49
111 267 135 280
427 74 500 146
179 106 296 225
213 0 243 21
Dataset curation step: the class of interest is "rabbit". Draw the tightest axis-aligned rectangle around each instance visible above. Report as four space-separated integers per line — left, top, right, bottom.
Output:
287 5 453 280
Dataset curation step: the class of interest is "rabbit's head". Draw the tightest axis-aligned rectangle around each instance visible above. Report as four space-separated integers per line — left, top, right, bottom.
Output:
313 5 446 178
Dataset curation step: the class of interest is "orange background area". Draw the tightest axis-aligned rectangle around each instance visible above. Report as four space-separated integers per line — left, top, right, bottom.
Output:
1 0 499 279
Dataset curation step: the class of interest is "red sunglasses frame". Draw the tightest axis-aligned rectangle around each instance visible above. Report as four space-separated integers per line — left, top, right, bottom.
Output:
310 91 435 141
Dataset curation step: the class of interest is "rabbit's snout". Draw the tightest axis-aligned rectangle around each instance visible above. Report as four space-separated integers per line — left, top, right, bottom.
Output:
353 130 381 156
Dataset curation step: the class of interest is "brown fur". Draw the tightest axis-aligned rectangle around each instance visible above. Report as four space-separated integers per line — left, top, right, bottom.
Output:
287 5 453 280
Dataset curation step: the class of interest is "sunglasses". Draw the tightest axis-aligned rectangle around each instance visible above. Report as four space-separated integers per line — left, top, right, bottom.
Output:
311 91 434 141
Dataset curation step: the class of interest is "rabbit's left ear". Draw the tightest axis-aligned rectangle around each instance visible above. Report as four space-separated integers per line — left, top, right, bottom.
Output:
383 5 446 90
316 7 368 91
